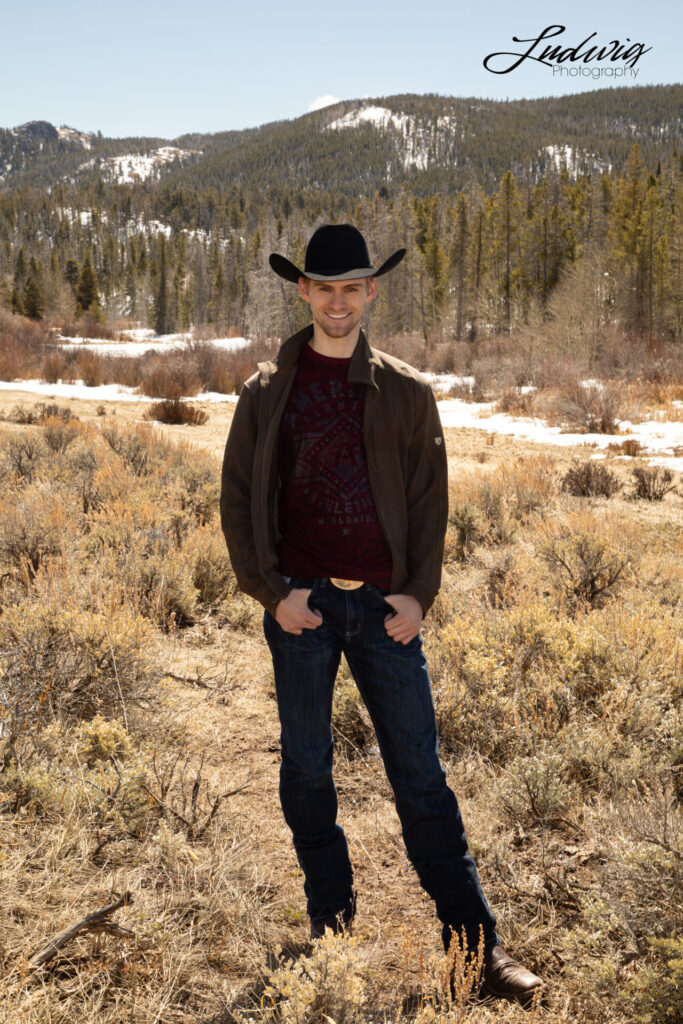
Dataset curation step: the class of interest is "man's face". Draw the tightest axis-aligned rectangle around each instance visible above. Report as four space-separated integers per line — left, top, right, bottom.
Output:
298 276 377 341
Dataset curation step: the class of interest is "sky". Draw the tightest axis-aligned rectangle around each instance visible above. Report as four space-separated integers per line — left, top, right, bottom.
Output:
0 0 678 139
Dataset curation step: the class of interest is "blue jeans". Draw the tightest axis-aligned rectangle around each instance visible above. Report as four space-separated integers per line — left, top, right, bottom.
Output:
263 576 498 951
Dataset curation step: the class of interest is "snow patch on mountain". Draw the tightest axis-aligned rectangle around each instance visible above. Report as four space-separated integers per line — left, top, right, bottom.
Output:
541 145 612 178
77 146 200 184
327 106 413 133
325 105 458 172
57 126 93 149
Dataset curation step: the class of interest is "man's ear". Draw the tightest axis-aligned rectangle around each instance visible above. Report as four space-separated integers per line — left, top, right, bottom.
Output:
366 277 378 302
298 277 311 304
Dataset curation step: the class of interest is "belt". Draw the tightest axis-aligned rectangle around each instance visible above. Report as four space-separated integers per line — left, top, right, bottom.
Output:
329 577 365 590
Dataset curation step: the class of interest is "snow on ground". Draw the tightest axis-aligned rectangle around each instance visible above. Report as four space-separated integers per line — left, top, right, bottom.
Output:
0 371 680 470
423 373 475 391
0 380 150 403
0 380 238 404
57 331 251 357
437 398 683 470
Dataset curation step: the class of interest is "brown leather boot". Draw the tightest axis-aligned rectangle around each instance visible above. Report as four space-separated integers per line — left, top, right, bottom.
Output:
482 945 543 1002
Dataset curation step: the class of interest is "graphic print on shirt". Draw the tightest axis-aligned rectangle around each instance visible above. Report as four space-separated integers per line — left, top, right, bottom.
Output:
282 383 375 526
276 345 393 584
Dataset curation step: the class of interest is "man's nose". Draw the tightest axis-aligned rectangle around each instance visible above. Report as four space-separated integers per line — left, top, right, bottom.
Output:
328 291 346 309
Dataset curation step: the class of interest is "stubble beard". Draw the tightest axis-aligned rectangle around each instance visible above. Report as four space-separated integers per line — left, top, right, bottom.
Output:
313 309 361 341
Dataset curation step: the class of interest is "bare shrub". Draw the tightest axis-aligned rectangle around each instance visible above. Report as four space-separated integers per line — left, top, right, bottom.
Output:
144 399 208 425
630 466 676 501
162 337 279 395
561 461 622 498
539 533 631 607
0 482 68 581
430 340 470 373
101 426 158 475
40 349 69 383
431 607 574 762
192 322 244 341
138 363 202 400
103 352 144 388
6 401 76 426
250 931 373 1024
78 714 133 765
178 465 220 525
75 350 105 387
35 402 76 422
485 552 517 608
494 387 535 415
184 527 234 606
498 750 575 828
545 380 629 433
176 340 230 392
121 551 199 629
443 377 484 401
532 354 584 393
474 479 516 544
609 437 643 457
143 750 240 841
376 332 429 370
0 310 49 379
6 402 39 425
630 937 683 1024
448 504 482 561
4 434 45 480
63 313 116 340
42 416 81 453
450 458 555 548
0 598 153 762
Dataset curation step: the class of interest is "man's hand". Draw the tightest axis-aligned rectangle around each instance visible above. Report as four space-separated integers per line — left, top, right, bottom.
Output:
383 594 423 645
275 588 323 635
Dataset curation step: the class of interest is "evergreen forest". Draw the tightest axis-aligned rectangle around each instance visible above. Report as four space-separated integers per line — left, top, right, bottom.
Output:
1 86 682 349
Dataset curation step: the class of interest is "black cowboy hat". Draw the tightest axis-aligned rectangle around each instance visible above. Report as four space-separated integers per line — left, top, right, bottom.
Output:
269 224 406 283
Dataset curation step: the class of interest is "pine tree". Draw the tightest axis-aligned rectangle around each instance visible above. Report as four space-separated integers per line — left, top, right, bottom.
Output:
64 258 79 293
76 252 99 314
11 248 27 314
154 235 169 335
23 275 45 319
450 194 468 340
490 171 522 333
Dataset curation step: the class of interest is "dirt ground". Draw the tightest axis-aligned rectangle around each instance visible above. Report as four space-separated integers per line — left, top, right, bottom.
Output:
1 386 681 1017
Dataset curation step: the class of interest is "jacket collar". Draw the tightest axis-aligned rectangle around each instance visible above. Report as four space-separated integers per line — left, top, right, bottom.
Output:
258 325 380 389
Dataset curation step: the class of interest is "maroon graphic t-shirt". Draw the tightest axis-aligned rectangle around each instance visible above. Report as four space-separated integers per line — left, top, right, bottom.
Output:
276 343 392 588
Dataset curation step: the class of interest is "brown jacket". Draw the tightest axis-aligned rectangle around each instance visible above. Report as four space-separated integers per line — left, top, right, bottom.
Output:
220 325 448 616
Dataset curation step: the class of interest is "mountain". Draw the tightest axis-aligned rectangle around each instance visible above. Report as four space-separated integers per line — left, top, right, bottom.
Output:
2 85 681 195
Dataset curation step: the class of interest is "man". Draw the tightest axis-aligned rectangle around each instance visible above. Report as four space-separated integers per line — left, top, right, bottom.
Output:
220 224 542 1002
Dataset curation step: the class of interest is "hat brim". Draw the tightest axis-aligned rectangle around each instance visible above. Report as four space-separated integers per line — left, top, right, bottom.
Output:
269 248 406 284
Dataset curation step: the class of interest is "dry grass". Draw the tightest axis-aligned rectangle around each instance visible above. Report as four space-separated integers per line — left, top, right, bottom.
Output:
0 398 681 1023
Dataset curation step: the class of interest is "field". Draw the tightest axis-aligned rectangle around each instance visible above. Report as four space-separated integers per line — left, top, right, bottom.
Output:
0 372 680 1024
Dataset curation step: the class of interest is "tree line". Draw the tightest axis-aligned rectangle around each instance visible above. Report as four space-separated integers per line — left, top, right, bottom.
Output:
0 143 681 346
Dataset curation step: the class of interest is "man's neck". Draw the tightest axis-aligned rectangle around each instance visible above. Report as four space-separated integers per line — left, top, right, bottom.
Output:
309 324 360 359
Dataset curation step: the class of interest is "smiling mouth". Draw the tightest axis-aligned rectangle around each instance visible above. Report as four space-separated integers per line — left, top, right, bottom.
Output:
327 312 350 319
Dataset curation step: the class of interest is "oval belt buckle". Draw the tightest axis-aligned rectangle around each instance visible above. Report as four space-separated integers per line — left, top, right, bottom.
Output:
330 578 365 591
